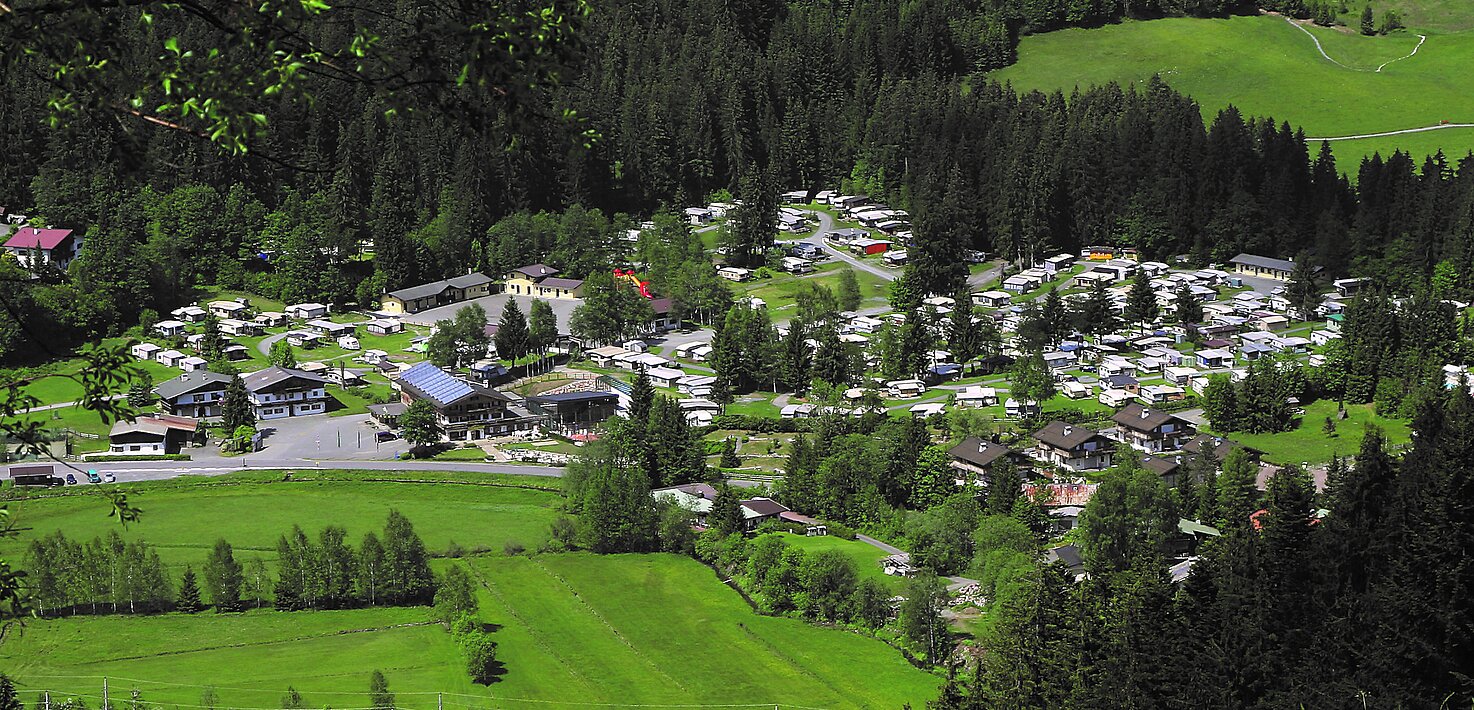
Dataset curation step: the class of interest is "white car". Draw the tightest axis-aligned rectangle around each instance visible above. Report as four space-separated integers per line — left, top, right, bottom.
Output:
103 472 116 483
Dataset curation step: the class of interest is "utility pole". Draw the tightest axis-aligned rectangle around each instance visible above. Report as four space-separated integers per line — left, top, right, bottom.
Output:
43 691 50 710
437 694 442 710
102 677 109 710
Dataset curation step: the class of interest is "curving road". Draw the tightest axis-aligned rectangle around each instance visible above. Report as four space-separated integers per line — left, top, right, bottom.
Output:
797 207 1004 288
257 330 288 356
801 208 898 282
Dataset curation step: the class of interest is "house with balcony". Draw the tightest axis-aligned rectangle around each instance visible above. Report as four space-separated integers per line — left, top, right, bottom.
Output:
242 366 331 419
1031 421 1114 472
153 371 233 420
948 436 1030 485
395 362 523 440
1111 402 1197 453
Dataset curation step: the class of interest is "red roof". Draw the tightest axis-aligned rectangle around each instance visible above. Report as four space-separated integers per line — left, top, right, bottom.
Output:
4 228 73 251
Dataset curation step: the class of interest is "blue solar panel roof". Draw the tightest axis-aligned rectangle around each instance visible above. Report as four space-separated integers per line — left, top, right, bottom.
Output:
399 362 474 408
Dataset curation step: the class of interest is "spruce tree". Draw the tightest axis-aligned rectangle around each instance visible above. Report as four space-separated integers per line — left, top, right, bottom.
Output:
1123 271 1160 333
176 566 203 613
1174 282 1203 325
1284 255 1323 320
836 269 862 311
369 671 394 710
0 672 22 710
986 459 1021 516
221 373 254 433
710 485 746 536
719 437 741 468
1360 4 1375 34
493 298 530 362
1215 448 1261 530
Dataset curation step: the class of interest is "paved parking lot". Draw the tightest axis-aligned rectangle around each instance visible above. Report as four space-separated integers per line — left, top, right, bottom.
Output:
249 413 408 461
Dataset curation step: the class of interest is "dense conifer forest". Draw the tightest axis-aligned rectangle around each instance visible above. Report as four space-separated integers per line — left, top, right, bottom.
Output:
6 0 1474 364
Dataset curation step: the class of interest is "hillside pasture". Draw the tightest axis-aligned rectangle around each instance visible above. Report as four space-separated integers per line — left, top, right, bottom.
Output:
0 470 563 567
0 555 939 708
990 14 1474 165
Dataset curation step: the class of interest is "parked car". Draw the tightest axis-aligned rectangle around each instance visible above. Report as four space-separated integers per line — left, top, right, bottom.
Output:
375 430 398 442
85 470 101 483
65 473 77 485
103 472 117 483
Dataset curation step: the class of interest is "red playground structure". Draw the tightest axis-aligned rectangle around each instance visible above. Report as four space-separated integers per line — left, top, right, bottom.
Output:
614 269 653 298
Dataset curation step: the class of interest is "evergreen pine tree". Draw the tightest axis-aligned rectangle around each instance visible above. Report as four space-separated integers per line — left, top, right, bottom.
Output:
1123 271 1160 333
221 373 255 434
719 437 742 468
986 459 1021 516
493 298 530 362
176 566 203 613
1174 282 1203 325
710 485 746 536
0 672 22 710
369 670 394 710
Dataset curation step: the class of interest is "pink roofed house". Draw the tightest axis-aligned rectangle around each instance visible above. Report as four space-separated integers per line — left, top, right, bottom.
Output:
3 227 83 270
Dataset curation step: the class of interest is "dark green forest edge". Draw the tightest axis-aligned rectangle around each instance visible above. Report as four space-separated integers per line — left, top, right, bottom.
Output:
5 0 1473 354
0 0 1472 707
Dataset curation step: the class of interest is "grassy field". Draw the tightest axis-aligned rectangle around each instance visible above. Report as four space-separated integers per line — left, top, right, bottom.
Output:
780 534 899 590
728 261 890 317
0 471 562 567
1336 0 1474 34
0 470 938 709
990 14 1474 164
1213 399 1411 465
0 554 938 709
466 553 937 707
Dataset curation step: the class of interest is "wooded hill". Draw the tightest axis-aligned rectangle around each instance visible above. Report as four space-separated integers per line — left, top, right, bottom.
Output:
4 0 1474 352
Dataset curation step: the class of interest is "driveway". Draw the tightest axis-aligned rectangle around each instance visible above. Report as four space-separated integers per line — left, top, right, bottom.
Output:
797 209 898 282
257 330 288 356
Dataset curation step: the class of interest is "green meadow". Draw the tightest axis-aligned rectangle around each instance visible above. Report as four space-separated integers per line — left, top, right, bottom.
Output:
0 471 939 709
990 14 1474 164
0 470 563 567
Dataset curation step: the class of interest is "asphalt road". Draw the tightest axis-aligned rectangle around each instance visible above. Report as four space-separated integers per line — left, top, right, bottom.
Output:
800 209 899 282
68 457 564 485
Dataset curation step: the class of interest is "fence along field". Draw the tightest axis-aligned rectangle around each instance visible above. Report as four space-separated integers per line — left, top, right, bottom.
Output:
0 473 939 709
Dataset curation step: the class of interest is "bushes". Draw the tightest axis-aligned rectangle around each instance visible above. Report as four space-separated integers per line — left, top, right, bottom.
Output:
707 415 811 433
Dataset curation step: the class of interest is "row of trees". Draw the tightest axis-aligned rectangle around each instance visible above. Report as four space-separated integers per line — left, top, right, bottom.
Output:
274 511 436 610
23 511 435 616
1201 356 1307 433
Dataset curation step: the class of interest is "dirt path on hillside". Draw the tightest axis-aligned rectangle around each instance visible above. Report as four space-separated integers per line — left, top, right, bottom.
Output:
1306 123 1474 141
1280 15 1426 73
